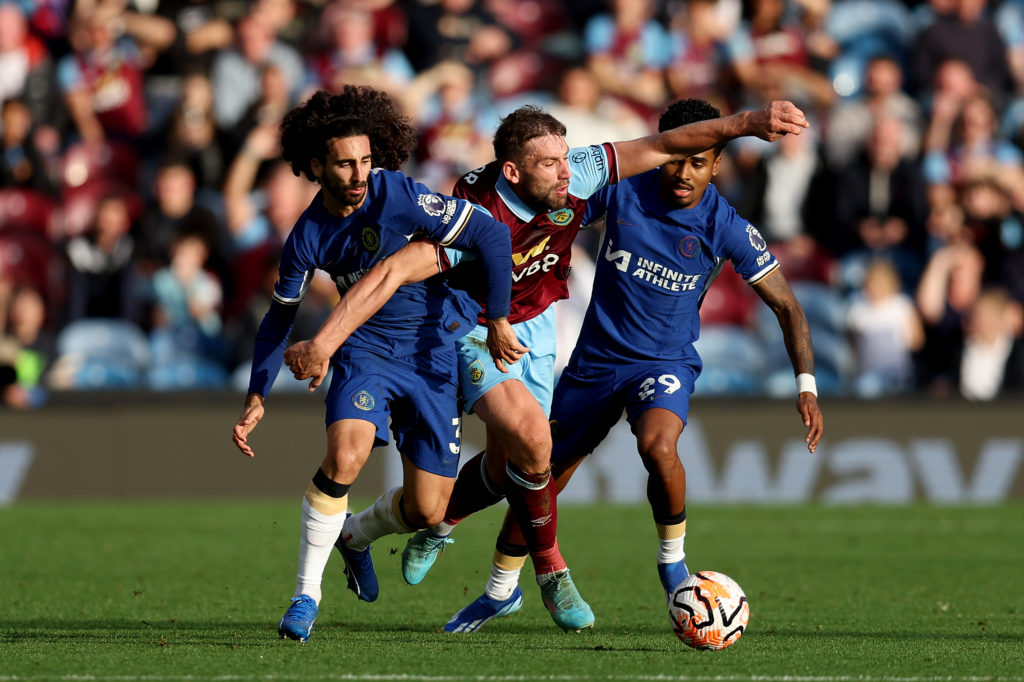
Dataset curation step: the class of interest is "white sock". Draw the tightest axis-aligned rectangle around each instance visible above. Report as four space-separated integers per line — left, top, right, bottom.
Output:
658 532 686 565
431 521 455 537
295 498 346 604
343 487 412 551
484 564 522 601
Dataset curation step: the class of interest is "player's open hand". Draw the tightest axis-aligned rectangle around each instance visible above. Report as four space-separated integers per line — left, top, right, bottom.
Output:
232 395 266 457
797 393 823 453
750 101 809 142
284 340 330 391
485 317 529 374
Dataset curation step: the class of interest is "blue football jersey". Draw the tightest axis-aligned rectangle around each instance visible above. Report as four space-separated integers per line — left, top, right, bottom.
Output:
273 168 509 356
578 169 778 363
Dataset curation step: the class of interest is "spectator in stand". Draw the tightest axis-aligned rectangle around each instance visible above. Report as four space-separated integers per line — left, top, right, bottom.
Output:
147 229 228 389
220 63 291 166
583 0 671 114
403 60 496 194
137 156 227 284
401 0 514 76
546 63 649 150
162 72 225 194
665 0 759 110
824 55 923 170
833 115 929 291
993 0 1024 94
845 257 924 396
63 191 145 325
151 230 221 338
57 1 175 144
210 9 305 130
923 93 1024 192
912 0 1011 105
739 120 832 247
0 98 58 195
916 216 985 394
959 287 1023 399
737 0 836 111
0 278 51 405
143 0 233 131
221 124 317 315
0 2 61 130
149 0 234 79
308 3 415 97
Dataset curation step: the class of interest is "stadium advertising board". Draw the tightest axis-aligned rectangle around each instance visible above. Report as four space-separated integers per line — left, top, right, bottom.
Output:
2 396 1022 504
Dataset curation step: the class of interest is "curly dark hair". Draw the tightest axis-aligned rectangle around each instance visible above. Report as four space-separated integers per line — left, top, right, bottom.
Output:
280 87 417 181
658 99 726 155
493 105 567 164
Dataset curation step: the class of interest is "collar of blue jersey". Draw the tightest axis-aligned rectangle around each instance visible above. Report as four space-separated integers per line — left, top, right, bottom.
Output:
641 168 715 221
495 173 538 223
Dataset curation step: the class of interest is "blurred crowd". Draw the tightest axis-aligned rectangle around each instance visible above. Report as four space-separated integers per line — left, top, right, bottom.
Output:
0 0 1022 408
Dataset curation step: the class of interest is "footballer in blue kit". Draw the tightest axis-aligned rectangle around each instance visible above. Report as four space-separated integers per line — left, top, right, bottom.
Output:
496 99 824 605
231 88 518 643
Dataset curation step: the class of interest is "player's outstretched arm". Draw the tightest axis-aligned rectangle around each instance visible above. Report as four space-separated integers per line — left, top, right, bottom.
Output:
751 268 824 453
232 392 266 457
284 240 443 390
613 101 809 180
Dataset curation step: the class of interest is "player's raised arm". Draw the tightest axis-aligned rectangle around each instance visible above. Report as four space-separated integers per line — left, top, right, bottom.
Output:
284 240 444 390
750 268 824 453
613 100 809 180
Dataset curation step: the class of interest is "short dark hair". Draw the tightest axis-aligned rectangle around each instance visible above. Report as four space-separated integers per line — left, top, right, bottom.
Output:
280 87 417 181
493 106 567 164
658 98 726 155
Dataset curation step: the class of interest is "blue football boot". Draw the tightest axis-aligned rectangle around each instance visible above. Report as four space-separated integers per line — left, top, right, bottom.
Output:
442 585 524 633
277 595 318 642
658 559 690 599
335 522 379 602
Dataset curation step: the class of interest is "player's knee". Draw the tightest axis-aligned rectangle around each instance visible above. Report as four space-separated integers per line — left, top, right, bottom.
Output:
324 448 365 482
513 431 552 475
638 436 681 475
402 496 445 529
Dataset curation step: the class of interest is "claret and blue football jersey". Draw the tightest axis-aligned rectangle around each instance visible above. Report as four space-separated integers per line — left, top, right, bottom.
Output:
578 168 778 364
450 143 619 324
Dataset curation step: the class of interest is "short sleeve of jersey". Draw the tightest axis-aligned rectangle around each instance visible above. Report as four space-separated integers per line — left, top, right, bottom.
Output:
567 143 618 200
713 201 779 284
377 170 478 247
582 184 613 225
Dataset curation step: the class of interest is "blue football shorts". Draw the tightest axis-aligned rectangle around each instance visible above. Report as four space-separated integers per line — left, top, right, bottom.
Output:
455 306 557 415
325 344 463 478
548 351 700 465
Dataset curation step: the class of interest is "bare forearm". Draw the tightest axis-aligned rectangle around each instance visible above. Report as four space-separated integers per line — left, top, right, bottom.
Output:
754 269 815 375
310 266 401 356
311 242 441 356
122 11 176 51
655 113 750 156
778 306 815 376
614 101 806 179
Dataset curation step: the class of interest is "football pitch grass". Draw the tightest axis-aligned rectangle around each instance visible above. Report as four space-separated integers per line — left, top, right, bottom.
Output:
1 500 1022 681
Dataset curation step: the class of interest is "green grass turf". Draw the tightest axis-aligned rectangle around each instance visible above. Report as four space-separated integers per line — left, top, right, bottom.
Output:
1 500 1022 681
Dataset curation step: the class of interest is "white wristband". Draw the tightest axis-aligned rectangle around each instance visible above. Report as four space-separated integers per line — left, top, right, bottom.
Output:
796 373 817 397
